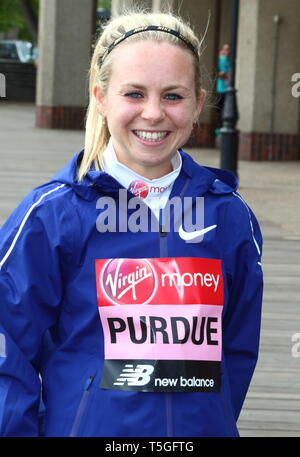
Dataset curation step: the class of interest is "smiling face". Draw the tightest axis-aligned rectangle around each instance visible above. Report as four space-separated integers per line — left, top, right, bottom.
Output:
94 40 205 179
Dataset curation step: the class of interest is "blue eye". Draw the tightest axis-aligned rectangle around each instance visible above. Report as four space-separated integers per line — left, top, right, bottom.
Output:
125 92 143 98
165 93 183 100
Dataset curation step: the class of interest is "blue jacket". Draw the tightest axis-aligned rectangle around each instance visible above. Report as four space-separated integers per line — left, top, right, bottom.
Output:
0 150 263 437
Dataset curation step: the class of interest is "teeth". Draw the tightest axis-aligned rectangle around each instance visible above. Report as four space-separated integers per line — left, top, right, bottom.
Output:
134 131 168 142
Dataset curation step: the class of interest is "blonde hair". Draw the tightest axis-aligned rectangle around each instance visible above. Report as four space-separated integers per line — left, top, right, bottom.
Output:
78 9 204 181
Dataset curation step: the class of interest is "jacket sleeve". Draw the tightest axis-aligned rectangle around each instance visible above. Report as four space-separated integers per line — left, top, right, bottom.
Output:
0 185 70 436
222 194 263 420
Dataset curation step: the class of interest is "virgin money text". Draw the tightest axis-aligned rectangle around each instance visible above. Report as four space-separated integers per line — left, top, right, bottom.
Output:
107 315 219 345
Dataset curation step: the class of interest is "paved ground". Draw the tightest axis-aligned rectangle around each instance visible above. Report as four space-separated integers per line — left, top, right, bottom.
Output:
1 102 300 436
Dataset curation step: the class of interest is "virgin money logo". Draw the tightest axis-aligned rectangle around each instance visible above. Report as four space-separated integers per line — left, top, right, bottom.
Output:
128 180 149 199
102 258 156 305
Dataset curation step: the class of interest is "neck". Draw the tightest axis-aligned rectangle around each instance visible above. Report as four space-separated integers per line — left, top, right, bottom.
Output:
120 162 173 180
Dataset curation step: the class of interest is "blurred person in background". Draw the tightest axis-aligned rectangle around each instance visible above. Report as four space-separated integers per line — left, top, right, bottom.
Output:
215 43 231 137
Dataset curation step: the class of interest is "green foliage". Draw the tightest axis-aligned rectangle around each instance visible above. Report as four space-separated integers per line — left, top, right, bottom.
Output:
0 0 110 43
0 0 22 33
97 0 111 10
0 0 39 42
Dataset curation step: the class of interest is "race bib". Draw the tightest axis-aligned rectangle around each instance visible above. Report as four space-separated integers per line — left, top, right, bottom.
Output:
95 257 224 392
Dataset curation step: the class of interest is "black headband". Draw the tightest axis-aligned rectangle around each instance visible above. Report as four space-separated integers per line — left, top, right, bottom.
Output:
101 25 198 62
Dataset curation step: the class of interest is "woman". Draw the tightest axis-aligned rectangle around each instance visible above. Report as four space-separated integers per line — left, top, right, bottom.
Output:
0 10 263 437
215 43 231 133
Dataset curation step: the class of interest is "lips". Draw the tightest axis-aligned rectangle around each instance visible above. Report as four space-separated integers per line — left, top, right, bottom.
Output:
132 130 170 142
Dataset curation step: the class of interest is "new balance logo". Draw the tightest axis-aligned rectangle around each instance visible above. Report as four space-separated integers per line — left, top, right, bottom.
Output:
114 364 154 386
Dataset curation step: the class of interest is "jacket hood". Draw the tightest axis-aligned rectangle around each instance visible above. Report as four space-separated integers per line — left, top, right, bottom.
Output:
51 149 238 200
178 150 238 195
204 166 238 194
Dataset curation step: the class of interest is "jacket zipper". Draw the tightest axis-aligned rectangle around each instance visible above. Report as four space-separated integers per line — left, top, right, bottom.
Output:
69 375 95 437
165 393 174 437
159 224 168 256
158 177 191 437
159 222 173 437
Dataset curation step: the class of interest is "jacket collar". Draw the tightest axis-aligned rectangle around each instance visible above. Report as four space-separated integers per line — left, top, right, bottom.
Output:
51 148 238 201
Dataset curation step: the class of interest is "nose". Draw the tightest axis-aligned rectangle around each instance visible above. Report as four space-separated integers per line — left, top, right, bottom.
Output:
141 96 165 124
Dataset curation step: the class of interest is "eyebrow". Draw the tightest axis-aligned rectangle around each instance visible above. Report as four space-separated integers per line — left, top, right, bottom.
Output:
120 83 191 92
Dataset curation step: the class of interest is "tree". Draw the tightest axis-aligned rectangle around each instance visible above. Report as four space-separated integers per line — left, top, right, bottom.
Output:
0 0 39 42
17 0 38 42
98 0 111 9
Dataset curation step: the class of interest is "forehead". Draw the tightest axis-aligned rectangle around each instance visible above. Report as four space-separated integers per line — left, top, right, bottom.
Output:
108 40 195 87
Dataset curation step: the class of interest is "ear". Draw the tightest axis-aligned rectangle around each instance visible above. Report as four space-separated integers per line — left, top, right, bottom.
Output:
93 84 107 116
195 89 206 120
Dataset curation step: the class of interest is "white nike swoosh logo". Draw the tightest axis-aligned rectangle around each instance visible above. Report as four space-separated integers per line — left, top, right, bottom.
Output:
178 224 217 241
